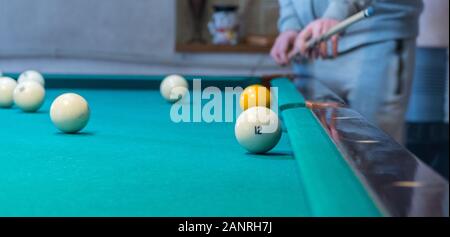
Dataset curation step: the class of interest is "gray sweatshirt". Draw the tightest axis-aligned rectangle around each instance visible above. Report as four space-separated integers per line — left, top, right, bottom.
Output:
278 0 423 52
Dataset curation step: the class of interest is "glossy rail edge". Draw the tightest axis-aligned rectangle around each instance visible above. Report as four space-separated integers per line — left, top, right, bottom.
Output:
291 77 449 217
272 78 384 217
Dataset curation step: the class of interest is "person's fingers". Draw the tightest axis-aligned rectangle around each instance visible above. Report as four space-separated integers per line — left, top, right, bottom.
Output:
307 49 313 59
287 34 301 60
298 27 313 55
271 49 283 65
280 53 288 65
271 38 287 65
270 47 277 60
331 35 339 58
314 47 320 59
318 41 326 59
271 31 304 65
270 46 280 64
319 24 330 58
311 23 323 55
304 41 314 59
287 46 300 61
278 40 291 64
312 23 322 39
273 42 296 65
273 53 281 65
276 53 286 65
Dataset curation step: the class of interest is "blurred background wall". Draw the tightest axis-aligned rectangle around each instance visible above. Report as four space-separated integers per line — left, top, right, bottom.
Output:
0 0 281 74
0 0 178 62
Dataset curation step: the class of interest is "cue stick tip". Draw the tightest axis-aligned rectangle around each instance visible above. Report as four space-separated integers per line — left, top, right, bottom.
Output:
365 7 375 17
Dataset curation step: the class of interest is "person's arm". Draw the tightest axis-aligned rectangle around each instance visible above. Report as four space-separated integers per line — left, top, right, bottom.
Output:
323 0 373 21
277 0 302 32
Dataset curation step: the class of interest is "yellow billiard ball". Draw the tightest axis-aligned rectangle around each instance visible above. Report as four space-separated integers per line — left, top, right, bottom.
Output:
239 84 271 111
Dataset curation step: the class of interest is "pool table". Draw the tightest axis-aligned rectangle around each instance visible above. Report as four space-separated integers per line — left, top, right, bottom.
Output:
0 73 448 217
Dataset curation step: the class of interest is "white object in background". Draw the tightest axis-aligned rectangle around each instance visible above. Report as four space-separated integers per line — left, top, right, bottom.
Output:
208 6 239 45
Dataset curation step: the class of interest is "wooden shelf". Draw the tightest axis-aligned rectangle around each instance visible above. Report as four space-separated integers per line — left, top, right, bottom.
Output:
175 42 272 53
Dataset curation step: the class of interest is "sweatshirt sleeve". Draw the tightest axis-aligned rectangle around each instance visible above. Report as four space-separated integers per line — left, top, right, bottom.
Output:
277 0 302 32
323 0 373 21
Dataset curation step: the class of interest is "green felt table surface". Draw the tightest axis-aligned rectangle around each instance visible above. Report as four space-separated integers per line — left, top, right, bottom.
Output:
0 74 382 217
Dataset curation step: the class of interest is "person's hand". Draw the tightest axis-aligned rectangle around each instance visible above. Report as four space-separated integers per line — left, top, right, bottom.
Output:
288 19 340 60
270 30 298 66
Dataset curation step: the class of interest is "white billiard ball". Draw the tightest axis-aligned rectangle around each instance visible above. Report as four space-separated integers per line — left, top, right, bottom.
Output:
235 106 282 154
0 77 18 108
160 74 189 103
13 81 45 112
50 93 90 133
18 70 45 86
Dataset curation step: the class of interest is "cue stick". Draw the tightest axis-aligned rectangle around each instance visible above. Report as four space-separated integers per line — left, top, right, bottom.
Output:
306 6 375 49
292 6 375 61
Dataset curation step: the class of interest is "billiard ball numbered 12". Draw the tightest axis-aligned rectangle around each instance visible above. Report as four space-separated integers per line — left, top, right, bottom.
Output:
240 84 271 111
0 77 17 108
50 93 90 133
13 81 46 112
18 70 45 86
160 74 189 103
235 106 282 154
